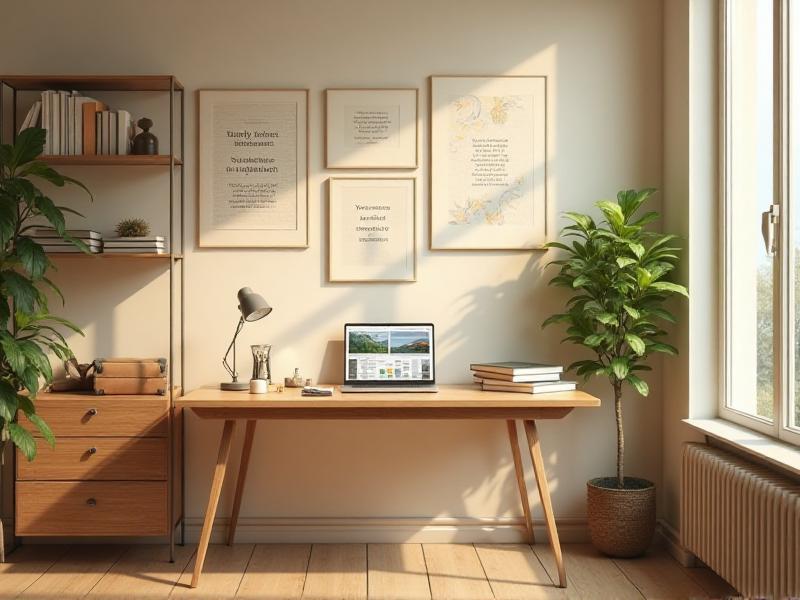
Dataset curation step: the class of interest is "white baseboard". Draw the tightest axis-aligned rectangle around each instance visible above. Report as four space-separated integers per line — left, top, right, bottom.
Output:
656 518 697 567
182 516 591 544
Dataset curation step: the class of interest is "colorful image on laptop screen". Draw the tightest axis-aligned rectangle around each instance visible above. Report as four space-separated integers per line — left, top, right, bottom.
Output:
344 324 434 382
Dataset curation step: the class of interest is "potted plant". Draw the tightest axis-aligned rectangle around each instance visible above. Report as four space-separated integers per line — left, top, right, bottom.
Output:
542 188 687 557
0 127 91 557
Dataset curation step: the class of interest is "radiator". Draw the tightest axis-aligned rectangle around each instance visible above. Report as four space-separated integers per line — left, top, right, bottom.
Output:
681 443 800 598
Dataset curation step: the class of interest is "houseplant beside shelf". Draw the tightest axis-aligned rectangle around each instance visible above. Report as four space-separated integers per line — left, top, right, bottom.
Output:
0 127 91 559
542 188 687 557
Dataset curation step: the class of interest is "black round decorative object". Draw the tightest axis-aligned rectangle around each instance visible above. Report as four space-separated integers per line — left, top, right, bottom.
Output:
132 117 158 155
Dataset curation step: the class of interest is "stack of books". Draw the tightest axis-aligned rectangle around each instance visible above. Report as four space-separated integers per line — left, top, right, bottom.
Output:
19 90 133 156
471 361 576 394
103 236 166 254
31 228 102 254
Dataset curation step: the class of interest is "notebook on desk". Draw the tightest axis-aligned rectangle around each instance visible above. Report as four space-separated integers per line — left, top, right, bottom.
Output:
340 323 439 393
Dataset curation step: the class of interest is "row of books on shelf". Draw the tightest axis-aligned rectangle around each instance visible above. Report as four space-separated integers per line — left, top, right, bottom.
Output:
31 228 167 254
470 361 576 394
19 90 134 156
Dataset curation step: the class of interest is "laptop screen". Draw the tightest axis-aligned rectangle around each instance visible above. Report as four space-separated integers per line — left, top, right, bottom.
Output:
344 323 435 383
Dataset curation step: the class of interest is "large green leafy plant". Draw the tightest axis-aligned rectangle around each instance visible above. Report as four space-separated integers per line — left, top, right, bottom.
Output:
0 127 91 461
542 189 687 488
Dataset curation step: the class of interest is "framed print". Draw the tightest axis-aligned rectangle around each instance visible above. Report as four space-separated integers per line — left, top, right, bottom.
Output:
326 88 418 169
430 76 547 250
328 177 416 282
198 89 308 247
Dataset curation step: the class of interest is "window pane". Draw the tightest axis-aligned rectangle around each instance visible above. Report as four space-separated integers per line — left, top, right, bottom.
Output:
790 2 800 429
727 0 774 421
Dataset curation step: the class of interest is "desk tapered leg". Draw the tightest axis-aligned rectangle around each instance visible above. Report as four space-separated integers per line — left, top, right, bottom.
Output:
506 420 534 543
524 419 566 588
191 419 236 588
227 419 256 545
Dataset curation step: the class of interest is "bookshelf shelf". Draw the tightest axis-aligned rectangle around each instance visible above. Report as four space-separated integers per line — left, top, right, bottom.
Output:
39 154 183 166
47 252 182 260
0 75 183 92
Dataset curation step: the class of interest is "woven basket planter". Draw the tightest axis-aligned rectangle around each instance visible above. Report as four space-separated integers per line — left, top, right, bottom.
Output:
587 477 656 558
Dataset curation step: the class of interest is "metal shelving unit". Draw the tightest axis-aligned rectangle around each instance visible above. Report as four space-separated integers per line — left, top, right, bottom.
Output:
0 75 185 561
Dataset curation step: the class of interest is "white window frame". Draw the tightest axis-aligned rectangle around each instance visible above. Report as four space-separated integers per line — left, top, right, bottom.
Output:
720 0 800 446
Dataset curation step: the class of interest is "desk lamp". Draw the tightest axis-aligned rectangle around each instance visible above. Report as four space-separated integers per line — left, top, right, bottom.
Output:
221 287 272 391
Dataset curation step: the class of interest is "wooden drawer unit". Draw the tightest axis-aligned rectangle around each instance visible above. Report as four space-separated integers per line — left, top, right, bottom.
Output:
16 481 168 536
17 437 167 481
21 395 169 437
15 392 180 538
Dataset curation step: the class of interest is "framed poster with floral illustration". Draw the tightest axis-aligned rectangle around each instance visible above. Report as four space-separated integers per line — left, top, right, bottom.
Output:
430 76 547 250
198 89 308 247
326 88 418 169
328 177 416 282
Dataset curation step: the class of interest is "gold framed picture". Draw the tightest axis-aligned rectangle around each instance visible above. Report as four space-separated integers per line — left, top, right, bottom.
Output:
430 76 547 250
198 89 309 248
328 177 416 282
326 88 418 169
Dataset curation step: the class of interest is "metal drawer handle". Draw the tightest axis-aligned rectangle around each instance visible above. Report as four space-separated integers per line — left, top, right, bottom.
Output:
88 447 97 455
87 408 97 417
86 498 97 507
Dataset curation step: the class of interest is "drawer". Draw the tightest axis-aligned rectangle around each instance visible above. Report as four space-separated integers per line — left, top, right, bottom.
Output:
21 396 168 437
16 481 167 536
17 437 167 481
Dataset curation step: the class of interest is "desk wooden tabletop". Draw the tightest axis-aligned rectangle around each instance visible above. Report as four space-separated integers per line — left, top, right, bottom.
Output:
176 383 600 409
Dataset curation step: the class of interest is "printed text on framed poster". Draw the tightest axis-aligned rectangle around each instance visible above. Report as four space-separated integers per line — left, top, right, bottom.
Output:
198 89 308 247
328 177 416 282
430 76 547 250
326 88 418 169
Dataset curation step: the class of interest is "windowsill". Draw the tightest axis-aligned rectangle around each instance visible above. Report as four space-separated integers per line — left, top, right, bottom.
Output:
683 418 800 477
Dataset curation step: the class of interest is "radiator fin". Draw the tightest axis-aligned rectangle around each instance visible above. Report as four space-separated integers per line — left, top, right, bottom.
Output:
682 442 800 598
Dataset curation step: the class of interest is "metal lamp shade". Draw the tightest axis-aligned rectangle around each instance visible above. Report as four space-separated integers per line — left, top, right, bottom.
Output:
237 287 272 322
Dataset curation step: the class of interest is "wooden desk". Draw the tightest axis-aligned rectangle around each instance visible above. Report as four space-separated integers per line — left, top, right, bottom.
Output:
177 384 600 588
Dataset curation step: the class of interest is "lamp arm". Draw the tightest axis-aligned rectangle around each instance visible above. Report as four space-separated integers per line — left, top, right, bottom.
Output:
222 316 245 381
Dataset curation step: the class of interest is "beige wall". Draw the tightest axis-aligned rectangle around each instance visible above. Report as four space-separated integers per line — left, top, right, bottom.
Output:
1 0 664 542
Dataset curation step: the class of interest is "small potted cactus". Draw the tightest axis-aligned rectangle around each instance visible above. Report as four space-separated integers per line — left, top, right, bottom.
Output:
115 218 151 238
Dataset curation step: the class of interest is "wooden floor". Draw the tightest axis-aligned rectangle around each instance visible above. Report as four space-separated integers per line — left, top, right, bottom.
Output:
0 543 738 599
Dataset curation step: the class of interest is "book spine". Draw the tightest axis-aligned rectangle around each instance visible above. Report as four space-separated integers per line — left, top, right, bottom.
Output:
59 91 68 155
51 93 61 155
83 103 94 155
117 110 130 155
41 92 49 154
66 96 74 155
109 112 118 155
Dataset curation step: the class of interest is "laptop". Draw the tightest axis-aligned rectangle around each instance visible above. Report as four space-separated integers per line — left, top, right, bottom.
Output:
340 323 439 392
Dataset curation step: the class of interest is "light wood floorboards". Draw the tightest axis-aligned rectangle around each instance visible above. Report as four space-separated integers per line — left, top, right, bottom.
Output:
0 543 737 599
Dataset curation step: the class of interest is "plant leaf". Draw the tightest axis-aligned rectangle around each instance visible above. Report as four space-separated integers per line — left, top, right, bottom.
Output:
624 333 646 355
626 373 650 396
542 313 572 328
595 313 619 326
648 342 678 355
10 128 46 169
0 331 25 375
0 197 17 248
623 304 640 320
8 422 37 461
584 333 605 347
16 237 49 279
27 413 55 448
32 195 65 235
1 270 40 313
650 281 689 297
616 257 637 269
610 357 629 380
